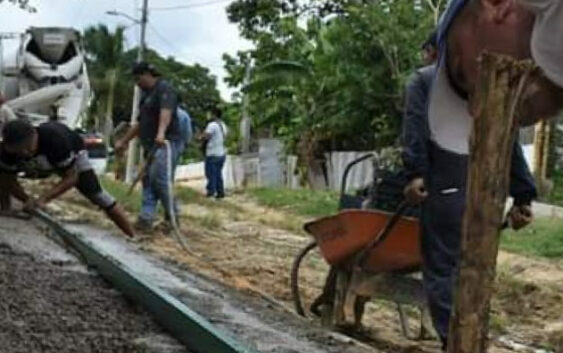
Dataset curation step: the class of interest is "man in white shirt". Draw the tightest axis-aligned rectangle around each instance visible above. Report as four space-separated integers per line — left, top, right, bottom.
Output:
418 0 563 348
201 107 228 199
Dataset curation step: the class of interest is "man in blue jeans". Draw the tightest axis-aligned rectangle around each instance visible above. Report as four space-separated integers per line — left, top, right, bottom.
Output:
115 62 183 233
201 107 227 199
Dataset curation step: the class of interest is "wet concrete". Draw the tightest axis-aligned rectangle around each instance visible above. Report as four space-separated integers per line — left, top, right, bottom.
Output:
0 216 189 353
68 224 377 353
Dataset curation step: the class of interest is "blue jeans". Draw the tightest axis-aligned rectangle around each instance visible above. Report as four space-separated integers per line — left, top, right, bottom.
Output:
205 155 226 197
139 140 183 224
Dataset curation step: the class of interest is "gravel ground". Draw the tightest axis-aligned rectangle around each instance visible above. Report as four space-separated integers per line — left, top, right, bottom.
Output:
0 217 188 353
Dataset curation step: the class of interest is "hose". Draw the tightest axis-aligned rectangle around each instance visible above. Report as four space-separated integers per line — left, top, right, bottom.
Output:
163 140 191 254
290 240 318 316
162 141 290 312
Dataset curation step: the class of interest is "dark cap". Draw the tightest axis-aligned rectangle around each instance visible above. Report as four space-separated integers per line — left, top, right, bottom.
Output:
2 119 35 148
131 61 159 76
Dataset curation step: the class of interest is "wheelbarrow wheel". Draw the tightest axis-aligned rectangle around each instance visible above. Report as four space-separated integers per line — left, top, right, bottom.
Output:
291 240 318 316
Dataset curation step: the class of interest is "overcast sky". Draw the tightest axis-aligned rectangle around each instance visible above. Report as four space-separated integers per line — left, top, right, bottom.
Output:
0 0 252 100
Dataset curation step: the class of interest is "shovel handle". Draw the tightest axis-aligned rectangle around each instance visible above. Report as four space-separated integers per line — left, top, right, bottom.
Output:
127 147 158 195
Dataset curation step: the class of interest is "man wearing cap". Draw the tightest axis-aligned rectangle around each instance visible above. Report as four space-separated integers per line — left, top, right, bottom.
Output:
0 119 135 237
115 62 183 233
407 0 563 348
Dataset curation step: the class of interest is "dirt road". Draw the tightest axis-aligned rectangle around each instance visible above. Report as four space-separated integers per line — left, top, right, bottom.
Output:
56 187 563 353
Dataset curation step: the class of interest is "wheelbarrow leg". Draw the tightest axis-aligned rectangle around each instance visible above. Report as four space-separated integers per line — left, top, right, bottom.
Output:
419 305 434 340
344 269 370 330
332 269 350 326
396 303 410 339
312 266 337 319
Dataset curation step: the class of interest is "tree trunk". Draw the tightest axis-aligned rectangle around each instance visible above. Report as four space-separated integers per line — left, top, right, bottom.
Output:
447 54 536 353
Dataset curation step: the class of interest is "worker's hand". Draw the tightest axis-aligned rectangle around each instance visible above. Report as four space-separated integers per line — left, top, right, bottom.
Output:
22 198 46 213
197 132 208 142
114 140 128 155
507 204 533 231
154 133 166 146
403 177 428 205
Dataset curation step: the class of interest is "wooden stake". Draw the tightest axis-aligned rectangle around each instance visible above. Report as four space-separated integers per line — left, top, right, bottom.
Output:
447 53 536 353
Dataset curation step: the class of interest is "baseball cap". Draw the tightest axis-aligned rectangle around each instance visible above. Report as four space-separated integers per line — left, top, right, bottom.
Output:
131 61 159 76
428 0 472 155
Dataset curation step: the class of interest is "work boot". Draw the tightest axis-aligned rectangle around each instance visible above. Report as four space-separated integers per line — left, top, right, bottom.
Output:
134 218 153 233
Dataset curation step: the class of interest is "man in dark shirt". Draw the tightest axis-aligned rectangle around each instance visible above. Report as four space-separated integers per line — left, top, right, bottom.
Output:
402 31 537 349
115 62 184 233
0 119 135 238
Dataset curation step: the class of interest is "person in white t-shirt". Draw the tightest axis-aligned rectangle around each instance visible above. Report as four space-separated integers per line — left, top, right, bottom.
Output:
201 107 228 199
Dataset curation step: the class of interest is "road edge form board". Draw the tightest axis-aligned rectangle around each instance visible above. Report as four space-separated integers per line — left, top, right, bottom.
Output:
34 210 260 353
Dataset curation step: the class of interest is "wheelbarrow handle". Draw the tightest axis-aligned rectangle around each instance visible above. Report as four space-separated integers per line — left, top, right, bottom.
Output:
340 153 376 196
354 201 409 270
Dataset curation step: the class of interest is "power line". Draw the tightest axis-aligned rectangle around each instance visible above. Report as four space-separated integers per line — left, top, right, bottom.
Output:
147 22 184 56
149 0 230 11
147 23 217 68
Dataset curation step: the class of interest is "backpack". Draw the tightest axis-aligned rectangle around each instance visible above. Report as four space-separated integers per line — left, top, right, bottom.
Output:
177 107 193 146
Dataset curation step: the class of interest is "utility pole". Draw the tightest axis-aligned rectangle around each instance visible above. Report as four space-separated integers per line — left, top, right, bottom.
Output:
240 63 252 154
125 0 149 183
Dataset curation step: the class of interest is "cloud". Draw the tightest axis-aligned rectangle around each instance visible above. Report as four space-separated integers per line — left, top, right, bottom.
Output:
0 0 252 100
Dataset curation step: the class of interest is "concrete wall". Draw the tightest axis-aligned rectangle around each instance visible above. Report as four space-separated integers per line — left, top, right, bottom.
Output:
175 150 376 192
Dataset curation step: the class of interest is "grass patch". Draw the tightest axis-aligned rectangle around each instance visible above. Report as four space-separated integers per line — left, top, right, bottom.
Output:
248 187 339 218
100 176 141 213
100 176 242 214
501 217 563 258
547 170 563 206
198 214 222 229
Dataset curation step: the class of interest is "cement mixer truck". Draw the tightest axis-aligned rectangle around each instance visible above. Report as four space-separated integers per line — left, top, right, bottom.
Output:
0 27 91 127
0 27 107 174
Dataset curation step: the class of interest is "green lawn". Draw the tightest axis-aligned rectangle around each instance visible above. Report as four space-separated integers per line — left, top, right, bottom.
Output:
249 187 563 259
248 187 339 218
100 176 243 214
547 170 563 207
100 176 142 213
501 217 563 258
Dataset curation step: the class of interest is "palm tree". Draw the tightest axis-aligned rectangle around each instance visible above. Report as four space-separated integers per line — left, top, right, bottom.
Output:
83 24 126 147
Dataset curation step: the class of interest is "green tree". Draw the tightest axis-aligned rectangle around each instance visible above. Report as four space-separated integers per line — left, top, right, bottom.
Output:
83 25 222 141
224 0 445 161
83 24 126 146
115 49 222 132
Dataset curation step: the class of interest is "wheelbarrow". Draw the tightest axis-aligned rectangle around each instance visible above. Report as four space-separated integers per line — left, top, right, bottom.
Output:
290 154 432 339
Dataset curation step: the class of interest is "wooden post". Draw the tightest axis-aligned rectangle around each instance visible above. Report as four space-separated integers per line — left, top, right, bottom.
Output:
447 53 536 353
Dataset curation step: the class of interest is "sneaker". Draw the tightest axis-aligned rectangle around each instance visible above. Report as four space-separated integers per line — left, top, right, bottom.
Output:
134 218 153 233
215 194 225 200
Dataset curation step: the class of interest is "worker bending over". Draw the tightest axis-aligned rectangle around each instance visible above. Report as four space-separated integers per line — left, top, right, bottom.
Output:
0 119 135 238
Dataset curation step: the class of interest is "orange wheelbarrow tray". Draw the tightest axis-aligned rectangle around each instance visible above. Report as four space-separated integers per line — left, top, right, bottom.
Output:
304 207 422 273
